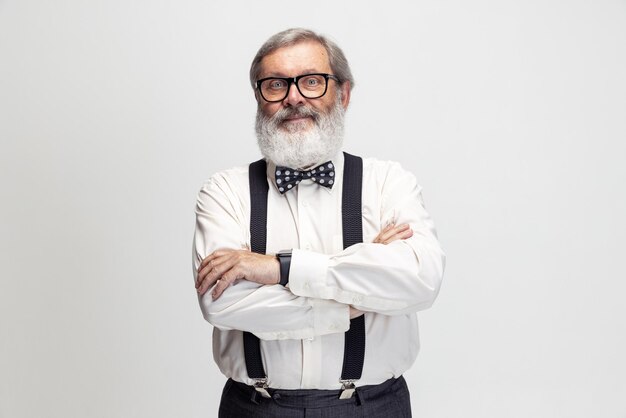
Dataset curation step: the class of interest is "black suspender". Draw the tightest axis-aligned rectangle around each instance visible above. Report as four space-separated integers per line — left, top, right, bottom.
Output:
244 159 270 382
339 153 365 398
246 152 365 397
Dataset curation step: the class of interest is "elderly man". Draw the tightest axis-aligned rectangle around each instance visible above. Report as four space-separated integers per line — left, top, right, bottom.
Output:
193 28 445 417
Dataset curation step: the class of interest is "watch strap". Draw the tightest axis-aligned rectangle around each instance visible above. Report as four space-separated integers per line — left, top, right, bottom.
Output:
276 251 292 286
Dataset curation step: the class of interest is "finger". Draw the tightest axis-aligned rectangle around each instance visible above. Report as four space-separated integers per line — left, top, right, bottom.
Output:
199 249 233 269
373 223 396 243
377 223 410 243
384 227 413 243
197 253 236 288
197 259 214 286
380 223 408 240
382 222 395 231
197 255 239 294
382 227 413 245
211 269 241 299
199 252 218 270
197 257 218 288
211 279 230 300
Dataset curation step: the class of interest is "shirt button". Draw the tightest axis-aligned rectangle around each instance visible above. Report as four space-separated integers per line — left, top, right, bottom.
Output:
302 201 309 207
329 323 337 330
306 337 314 342
304 243 311 250
352 296 362 304
277 332 285 339
304 282 310 288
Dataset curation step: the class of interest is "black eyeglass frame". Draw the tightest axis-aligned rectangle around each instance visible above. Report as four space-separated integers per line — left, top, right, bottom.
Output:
255 73 340 102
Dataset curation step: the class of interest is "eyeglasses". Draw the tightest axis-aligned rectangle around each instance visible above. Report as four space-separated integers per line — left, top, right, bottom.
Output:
256 73 340 102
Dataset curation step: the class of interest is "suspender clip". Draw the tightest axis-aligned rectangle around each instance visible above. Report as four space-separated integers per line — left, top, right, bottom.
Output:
339 379 357 399
253 378 271 398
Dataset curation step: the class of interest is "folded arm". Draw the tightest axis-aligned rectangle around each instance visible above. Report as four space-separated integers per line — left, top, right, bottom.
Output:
193 173 350 340
287 162 446 316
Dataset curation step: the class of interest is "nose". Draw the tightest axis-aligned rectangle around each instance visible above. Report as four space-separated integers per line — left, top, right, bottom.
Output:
282 81 305 107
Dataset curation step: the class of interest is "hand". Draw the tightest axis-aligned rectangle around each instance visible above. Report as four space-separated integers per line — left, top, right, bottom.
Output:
372 223 413 244
196 249 280 300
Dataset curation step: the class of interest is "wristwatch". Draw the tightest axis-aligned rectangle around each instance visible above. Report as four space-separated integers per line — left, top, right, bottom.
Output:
275 250 292 286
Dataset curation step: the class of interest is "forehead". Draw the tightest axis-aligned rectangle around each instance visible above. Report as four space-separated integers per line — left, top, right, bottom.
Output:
259 40 331 78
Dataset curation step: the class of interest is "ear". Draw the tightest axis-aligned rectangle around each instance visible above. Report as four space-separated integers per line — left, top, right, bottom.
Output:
340 81 351 109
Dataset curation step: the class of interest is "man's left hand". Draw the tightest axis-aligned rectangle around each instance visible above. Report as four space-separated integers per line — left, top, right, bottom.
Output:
196 249 280 299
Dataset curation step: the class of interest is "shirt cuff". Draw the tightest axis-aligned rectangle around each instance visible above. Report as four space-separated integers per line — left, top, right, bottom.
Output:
289 249 332 299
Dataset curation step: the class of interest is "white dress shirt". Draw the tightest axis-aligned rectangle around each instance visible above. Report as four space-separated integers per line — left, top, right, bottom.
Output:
193 151 445 390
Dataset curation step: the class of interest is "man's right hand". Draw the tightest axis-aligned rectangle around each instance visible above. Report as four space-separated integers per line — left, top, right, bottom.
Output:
196 249 280 299
350 223 414 319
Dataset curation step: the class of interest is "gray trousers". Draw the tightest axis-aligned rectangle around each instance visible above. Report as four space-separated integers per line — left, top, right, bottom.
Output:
218 376 412 418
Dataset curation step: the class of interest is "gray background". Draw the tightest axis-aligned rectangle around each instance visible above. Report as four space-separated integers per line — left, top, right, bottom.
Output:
1 0 625 417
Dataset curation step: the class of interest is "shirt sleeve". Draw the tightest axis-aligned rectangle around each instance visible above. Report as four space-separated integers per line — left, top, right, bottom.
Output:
193 170 350 340
288 161 446 315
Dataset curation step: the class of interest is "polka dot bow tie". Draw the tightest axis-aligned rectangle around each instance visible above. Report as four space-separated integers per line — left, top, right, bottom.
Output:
274 161 335 194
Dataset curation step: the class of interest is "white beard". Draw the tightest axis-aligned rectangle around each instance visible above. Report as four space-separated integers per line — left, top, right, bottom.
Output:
255 97 345 169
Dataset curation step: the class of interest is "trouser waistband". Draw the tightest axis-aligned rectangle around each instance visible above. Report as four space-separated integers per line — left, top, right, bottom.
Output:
228 376 405 408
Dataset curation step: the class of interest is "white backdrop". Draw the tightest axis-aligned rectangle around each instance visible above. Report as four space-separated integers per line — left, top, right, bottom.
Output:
1 1 625 417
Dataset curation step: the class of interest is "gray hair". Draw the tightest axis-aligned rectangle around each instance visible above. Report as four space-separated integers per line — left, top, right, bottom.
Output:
249 28 354 92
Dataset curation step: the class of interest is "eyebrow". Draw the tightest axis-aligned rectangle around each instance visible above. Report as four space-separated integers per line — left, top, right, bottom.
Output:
261 69 322 78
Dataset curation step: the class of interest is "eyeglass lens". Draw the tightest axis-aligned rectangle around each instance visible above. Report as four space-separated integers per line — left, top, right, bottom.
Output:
260 75 328 102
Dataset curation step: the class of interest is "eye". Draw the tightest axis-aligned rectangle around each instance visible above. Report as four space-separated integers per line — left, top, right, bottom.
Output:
266 79 287 90
303 76 320 86
306 78 319 86
299 75 325 91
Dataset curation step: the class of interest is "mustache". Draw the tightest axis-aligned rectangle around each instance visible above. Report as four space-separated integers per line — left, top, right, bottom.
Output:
270 106 321 124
